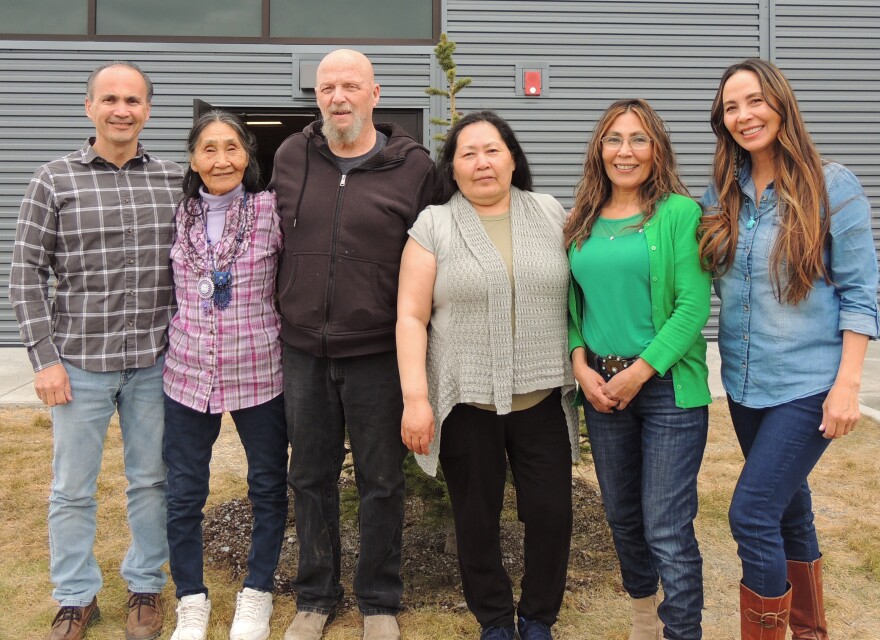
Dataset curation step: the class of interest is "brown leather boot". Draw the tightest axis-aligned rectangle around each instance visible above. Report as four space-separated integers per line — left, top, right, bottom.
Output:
788 557 829 639
125 591 163 640
740 581 791 640
46 597 100 640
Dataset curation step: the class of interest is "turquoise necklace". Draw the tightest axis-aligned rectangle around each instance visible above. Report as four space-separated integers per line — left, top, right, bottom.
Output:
746 213 757 230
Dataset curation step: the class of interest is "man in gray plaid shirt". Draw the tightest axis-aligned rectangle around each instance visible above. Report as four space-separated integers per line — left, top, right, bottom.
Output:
9 61 182 640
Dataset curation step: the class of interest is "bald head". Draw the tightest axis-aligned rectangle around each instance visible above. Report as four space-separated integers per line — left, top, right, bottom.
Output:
315 49 380 155
317 49 375 85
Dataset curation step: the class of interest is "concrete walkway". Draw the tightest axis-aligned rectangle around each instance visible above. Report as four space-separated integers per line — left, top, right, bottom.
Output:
2 343 879 421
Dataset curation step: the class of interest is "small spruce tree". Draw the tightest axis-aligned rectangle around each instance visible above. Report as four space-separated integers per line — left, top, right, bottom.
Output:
425 33 472 151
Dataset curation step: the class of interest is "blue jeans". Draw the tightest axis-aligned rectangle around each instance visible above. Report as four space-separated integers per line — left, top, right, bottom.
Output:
727 392 830 598
585 373 708 640
163 393 289 599
283 344 407 615
49 358 168 606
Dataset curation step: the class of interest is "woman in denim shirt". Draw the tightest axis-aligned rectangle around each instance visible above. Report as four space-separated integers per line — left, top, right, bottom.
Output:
700 59 879 640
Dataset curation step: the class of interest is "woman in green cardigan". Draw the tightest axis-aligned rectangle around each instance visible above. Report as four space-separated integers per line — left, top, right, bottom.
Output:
564 99 711 640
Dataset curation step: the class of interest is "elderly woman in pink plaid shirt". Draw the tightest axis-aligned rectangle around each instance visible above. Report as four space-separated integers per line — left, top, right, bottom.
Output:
162 110 288 640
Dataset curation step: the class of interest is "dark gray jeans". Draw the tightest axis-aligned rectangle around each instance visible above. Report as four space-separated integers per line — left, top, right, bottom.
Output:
282 343 407 615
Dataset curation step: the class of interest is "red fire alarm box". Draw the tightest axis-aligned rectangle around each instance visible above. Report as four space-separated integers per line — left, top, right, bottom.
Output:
524 70 542 96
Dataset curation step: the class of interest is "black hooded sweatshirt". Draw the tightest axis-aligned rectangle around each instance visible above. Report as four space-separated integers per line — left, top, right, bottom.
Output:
269 121 437 358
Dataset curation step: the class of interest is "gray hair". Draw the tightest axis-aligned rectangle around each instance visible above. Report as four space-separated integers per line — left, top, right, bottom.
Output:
86 61 154 102
182 109 262 199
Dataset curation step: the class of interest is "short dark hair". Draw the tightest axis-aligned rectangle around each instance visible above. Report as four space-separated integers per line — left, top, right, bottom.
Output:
434 110 533 204
86 61 154 102
181 110 262 200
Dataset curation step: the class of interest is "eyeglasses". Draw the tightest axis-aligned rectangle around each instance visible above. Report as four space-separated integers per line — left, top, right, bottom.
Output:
601 135 653 150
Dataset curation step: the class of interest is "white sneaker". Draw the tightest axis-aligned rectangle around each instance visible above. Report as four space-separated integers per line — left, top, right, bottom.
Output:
229 588 273 640
171 593 211 640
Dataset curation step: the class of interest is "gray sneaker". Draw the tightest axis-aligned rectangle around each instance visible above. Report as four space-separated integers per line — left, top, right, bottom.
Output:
363 615 401 640
284 611 332 640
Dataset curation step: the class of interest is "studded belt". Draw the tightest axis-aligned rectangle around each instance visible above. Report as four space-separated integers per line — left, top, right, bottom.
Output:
587 352 639 381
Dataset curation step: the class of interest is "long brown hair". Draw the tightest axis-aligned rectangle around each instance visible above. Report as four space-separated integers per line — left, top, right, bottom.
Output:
564 98 688 249
698 58 830 305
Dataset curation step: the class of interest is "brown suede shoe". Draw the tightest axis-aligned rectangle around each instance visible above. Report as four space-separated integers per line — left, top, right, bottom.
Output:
125 591 163 640
46 597 100 640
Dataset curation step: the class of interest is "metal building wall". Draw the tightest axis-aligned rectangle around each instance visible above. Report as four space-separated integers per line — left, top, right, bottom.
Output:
445 0 880 337
0 1 878 344
0 43 433 344
773 0 880 233
445 1 764 336
446 0 765 199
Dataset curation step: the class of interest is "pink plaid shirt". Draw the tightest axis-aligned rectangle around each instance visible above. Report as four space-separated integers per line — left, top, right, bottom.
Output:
164 190 283 413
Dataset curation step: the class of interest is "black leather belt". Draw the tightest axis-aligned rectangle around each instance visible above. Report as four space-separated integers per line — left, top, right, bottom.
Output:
587 352 639 381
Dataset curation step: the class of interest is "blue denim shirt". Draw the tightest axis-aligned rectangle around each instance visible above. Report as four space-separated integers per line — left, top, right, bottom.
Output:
701 161 879 408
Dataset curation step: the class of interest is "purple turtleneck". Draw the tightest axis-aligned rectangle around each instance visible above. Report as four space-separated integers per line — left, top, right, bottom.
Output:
199 183 244 244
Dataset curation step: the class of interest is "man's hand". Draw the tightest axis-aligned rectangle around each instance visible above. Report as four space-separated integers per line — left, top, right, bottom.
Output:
34 363 72 407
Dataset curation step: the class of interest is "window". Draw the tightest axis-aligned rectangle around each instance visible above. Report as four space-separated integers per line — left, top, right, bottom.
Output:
270 0 434 40
96 0 262 38
3 0 87 35
0 0 439 43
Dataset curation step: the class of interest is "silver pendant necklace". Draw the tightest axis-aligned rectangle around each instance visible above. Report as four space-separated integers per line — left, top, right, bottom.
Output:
198 236 217 301
196 274 214 299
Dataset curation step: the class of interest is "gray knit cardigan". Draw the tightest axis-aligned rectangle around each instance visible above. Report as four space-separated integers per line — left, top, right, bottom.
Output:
408 187 580 476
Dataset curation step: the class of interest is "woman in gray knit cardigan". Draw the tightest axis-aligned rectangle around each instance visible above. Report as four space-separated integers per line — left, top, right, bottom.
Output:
396 111 579 640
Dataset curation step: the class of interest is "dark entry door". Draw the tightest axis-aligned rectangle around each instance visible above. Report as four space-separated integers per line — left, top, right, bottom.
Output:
192 100 425 187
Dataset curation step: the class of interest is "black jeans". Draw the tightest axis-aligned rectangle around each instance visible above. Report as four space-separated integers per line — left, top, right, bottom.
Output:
163 393 289 599
439 390 573 629
283 344 407 615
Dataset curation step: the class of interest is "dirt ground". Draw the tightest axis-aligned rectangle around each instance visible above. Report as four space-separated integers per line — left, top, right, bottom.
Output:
202 469 618 611
2 403 879 639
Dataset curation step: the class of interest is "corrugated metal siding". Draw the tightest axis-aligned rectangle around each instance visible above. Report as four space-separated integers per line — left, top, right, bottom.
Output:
773 0 880 275
0 44 432 344
1 2 879 345
447 0 763 194
447 0 767 336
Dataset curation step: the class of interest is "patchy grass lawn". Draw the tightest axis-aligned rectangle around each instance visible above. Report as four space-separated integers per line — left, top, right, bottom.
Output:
1 403 878 639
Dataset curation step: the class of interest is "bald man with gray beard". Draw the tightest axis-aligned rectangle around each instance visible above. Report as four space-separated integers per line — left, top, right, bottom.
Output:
269 49 437 640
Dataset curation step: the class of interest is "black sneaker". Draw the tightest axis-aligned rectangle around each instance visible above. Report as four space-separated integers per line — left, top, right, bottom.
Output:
517 615 553 640
479 625 519 640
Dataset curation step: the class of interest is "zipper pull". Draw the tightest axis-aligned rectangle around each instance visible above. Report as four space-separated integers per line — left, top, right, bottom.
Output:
340 174 346 187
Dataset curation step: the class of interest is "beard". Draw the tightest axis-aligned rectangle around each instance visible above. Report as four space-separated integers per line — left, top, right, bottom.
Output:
321 107 366 147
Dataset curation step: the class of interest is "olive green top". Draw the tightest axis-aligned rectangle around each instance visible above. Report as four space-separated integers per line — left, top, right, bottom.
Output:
470 212 552 412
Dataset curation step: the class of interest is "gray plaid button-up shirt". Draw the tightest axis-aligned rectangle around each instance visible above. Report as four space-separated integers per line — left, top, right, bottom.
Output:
10 139 183 372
